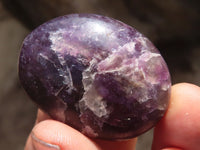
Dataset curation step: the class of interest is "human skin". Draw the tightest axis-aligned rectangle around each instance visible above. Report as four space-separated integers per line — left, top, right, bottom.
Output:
25 83 200 150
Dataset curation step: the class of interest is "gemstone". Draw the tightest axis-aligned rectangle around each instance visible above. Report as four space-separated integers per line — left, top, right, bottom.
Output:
19 14 171 140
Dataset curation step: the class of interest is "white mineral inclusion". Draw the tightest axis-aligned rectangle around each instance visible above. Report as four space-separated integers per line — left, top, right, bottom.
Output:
49 29 67 53
86 21 108 35
80 58 110 118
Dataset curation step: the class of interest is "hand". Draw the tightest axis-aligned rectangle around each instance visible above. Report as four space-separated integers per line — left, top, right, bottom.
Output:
24 83 200 150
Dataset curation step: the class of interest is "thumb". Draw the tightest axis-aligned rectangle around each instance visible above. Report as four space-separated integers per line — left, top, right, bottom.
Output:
25 119 100 150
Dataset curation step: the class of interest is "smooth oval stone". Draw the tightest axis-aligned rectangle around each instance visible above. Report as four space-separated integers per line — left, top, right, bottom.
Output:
19 14 171 140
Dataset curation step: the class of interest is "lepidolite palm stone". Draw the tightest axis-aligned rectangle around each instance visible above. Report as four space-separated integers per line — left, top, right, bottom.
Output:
19 14 171 140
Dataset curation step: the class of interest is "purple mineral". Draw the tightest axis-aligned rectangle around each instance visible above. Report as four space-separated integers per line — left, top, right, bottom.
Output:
19 14 171 140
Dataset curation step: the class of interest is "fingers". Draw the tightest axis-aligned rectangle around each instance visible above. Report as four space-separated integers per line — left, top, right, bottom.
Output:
152 83 200 150
25 110 137 150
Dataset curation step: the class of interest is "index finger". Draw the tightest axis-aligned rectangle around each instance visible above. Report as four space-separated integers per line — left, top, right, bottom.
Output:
152 83 200 150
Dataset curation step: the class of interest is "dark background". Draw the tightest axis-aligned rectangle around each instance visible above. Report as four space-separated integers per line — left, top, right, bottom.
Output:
0 0 199 149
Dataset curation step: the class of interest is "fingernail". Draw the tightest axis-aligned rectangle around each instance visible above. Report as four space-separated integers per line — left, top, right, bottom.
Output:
161 148 182 150
31 132 60 150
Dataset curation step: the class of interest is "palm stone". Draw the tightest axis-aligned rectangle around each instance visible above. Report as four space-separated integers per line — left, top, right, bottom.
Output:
19 14 171 140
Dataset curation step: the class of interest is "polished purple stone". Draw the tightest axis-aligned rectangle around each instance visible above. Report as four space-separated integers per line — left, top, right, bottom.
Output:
19 14 171 140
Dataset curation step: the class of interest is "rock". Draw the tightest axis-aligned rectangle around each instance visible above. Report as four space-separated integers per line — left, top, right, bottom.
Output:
19 14 171 140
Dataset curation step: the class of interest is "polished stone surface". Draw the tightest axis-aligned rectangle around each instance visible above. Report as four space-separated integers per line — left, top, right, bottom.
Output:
19 14 171 139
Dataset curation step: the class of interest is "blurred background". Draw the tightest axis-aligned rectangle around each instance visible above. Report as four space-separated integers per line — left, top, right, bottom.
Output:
0 0 199 149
